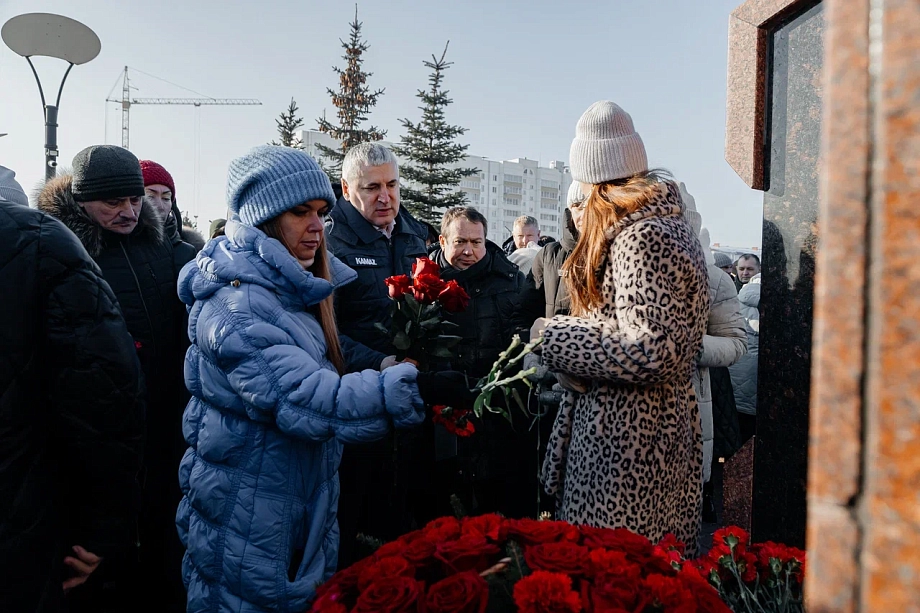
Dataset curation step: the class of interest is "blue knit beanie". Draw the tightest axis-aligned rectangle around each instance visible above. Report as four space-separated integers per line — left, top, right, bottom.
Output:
227 145 336 227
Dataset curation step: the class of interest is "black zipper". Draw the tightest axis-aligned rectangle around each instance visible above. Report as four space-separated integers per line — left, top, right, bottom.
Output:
120 241 159 357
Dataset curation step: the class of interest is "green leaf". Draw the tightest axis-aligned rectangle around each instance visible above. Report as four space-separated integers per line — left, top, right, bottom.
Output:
473 394 485 418
374 322 389 337
405 320 414 337
439 320 460 331
430 345 455 359
403 293 421 317
393 330 411 351
419 316 441 330
437 334 463 348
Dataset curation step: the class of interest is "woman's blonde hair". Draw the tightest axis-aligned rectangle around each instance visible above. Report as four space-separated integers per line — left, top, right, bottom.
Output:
562 169 671 315
258 215 346 375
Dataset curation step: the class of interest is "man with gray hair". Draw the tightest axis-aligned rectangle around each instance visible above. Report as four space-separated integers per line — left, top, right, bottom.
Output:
325 142 431 567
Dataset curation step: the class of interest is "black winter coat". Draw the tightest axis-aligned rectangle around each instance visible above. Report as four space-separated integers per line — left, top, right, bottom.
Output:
37 175 191 607
0 200 144 613
326 199 429 357
710 366 742 459
517 208 578 326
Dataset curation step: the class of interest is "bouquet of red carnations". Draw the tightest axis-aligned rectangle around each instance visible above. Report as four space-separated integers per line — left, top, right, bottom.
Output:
311 514 809 613
379 257 470 369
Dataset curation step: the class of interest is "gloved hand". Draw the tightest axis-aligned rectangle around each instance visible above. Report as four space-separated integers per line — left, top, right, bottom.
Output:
524 351 551 384
380 355 399 370
556 372 588 394
416 371 477 409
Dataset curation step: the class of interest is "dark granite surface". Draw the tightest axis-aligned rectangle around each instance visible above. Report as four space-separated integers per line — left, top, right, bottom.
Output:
752 1 824 548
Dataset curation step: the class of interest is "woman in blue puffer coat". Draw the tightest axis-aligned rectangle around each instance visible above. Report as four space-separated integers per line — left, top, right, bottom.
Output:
176 146 467 612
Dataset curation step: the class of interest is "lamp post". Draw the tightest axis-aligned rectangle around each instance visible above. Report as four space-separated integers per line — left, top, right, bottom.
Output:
1 13 100 181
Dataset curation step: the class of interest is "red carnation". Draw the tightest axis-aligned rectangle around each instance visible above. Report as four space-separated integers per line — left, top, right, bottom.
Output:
506 518 581 546
678 566 733 613
438 280 470 313
357 555 415 591
425 571 489 613
413 273 447 304
586 549 639 578
352 576 423 613
461 514 507 543
578 526 652 562
385 274 413 299
435 534 500 574
412 256 441 277
524 542 590 575
582 570 645 612
657 533 686 555
513 571 582 613
713 526 750 552
644 574 696 613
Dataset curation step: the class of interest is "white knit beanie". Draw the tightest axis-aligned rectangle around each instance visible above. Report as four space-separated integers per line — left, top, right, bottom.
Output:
566 181 584 206
569 101 648 184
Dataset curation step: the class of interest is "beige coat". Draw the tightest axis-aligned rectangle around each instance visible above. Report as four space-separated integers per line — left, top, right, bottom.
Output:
541 180 710 554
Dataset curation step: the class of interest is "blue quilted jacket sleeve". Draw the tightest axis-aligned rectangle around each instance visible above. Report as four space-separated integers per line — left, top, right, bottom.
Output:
194 294 424 444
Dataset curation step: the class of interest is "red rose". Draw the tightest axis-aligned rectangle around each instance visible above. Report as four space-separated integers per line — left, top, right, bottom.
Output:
374 540 409 560
425 571 489 613
524 542 590 575
353 576 424 613
424 516 462 542
506 518 581 546
713 526 750 552
513 571 582 613
582 571 645 612
310 590 349 613
402 536 439 567
461 514 507 543
358 556 415 591
438 280 470 313
413 273 447 304
413 257 441 277
385 274 413 299
643 574 696 613
432 406 476 438
315 556 373 603
578 526 652 562
435 534 500 573
586 549 640 578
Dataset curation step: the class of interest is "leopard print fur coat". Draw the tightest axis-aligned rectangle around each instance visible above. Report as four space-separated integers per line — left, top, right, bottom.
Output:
540 180 710 554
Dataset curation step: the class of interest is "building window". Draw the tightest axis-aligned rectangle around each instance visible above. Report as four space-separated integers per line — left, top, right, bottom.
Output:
504 209 520 218
493 175 497 181
541 180 559 189
504 186 522 195
492 198 496 205
503 197 520 206
541 190 557 199
540 214 558 222
503 174 522 183
460 180 480 189
492 187 497 193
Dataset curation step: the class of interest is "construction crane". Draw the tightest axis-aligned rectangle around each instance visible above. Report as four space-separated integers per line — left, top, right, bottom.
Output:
106 66 261 149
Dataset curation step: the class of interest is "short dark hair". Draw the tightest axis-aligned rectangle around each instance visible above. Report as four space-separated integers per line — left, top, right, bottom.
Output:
738 253 761 266
441 206 488 238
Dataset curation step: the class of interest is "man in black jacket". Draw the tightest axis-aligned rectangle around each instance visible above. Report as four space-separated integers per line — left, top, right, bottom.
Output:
37 146 189 611
325 143 431 566
0 166 145 613
429 206 535 519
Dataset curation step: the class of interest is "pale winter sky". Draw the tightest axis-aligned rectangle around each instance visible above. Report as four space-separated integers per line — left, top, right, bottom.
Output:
0 0 763 248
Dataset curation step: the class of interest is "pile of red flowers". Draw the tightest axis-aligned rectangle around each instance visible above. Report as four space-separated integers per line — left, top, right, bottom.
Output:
432 405 476 437
310 515 805 613
692 527 806 612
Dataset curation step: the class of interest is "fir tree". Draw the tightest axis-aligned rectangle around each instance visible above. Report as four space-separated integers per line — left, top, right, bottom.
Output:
271 98 305 149
315 6 386 181
393 41 477 225
181 212 197 230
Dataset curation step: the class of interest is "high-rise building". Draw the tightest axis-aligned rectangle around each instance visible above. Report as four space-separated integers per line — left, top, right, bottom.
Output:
297 130 572 237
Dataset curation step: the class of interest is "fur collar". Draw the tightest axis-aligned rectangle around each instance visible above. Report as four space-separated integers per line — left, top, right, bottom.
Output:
605 180 686 241
35 174 164 257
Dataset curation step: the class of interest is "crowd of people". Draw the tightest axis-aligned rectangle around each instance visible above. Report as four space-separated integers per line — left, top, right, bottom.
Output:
0 100 763 613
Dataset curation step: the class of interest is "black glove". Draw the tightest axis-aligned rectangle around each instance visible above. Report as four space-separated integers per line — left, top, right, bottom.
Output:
416 371 477 409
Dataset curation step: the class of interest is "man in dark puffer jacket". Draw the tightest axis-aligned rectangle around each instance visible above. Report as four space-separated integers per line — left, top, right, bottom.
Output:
37 146 189 612
429 206 533 519
0 166 144 613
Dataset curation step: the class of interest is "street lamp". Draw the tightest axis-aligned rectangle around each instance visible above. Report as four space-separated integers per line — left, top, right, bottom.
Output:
1 13 100 181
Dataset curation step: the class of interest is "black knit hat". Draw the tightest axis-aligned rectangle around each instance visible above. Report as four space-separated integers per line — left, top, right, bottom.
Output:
71 145 145 202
